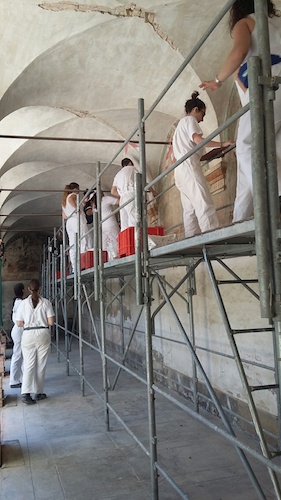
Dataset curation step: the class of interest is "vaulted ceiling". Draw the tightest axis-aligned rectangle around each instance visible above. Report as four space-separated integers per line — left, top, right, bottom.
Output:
1 1 278 243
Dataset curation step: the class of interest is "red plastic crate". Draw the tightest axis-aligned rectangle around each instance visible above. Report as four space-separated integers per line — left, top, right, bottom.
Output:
148 226 165 236
56 270 69 279
80 250 108 269
118 226 165 258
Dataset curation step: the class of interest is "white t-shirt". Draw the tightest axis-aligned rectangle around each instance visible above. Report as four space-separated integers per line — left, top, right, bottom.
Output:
172 115 203 162
16 295 54 328
12 298 23 325
112 165 137 195
101 195 119 229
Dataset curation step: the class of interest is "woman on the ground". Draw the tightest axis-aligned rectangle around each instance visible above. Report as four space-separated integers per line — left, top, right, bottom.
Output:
16 279 55 405
172 91 232 237
200 0 281 222
62 182 88 271
9 283 25 389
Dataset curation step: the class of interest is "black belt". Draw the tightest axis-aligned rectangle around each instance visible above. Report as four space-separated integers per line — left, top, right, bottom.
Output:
24 326 49 330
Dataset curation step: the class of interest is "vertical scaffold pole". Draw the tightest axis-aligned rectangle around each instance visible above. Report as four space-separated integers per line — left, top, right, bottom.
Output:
135 172 143 305
97 161 110 431
76 192 84 395
187 264 199 413
253 0 281 444
47 237 51 299
138 97 159 500
62 218 70 376
53 228 59 360
93 209 99 301
248 56 271 318
42 244 46 296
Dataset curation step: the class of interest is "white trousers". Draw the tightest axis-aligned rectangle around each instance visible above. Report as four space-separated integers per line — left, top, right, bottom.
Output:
175 161 219 237
119 190 135 231
85 224 93 249
9 325 23 385
66 218 87 268
21 329 51 395
102 225 119 260
233 64 281 222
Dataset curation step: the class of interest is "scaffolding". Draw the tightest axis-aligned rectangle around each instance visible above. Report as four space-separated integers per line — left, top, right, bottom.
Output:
42 1 281 498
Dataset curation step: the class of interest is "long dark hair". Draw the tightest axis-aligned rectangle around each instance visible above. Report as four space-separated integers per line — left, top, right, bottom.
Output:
28 279 41 309
12 282 24 308
185 91 206 115
229 0 279 31
62 182 80 207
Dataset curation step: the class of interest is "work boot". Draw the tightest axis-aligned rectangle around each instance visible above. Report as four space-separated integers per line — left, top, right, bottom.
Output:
22 393 36 405
33 393 47 401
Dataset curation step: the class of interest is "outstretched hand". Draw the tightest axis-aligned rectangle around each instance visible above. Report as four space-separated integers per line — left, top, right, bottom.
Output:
199 80 222 92
222 140 235 148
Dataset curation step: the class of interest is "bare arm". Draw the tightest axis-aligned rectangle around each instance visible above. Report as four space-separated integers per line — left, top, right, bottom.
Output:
111 186 120 199
16 321 24 327
199 18 253 91
193 133 233 149
62 208 67 219
48 316 55 327
68 193 78 208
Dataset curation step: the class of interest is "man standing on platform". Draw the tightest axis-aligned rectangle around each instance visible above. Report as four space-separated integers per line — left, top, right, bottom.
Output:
111 158 137 231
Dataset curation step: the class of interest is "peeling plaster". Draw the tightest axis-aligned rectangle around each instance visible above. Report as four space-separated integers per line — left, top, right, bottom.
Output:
38 2 178 50
59 107 126 137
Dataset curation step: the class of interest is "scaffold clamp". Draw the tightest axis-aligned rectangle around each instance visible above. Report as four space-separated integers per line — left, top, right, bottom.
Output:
258 75 281 90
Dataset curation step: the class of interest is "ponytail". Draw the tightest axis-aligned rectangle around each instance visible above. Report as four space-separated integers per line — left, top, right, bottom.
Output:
28 279 41 309
184 91 206 114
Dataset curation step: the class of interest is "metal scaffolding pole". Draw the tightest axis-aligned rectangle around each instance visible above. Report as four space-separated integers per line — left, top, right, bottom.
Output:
187 265 199 413
97 161 110 431
139 97 159 499
252 0 281 445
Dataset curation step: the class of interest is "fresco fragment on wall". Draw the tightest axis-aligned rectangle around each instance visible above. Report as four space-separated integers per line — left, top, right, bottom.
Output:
2 233 48 280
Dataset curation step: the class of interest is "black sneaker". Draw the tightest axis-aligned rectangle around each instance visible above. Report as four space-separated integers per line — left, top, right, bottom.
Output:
33 393 47 401
22 394 36 405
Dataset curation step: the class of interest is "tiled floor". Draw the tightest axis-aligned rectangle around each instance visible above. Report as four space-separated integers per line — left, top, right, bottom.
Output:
1 340 280 500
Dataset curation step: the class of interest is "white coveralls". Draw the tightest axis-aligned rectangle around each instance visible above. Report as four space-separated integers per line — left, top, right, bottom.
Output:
9 298 23 386
112 165 137 231
101 195 119 259
16 296 54 395
233 14 281 222
172 115 219 237
63 193 88 268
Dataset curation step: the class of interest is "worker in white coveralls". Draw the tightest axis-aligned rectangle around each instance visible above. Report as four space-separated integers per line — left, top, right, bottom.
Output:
16 279 55 405
62 182 88 271
9 283 25 388
111 158 137 231
172 91 232 238
200 0 281 222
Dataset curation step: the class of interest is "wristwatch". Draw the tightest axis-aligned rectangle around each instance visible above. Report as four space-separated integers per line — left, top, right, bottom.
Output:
215 76 222 84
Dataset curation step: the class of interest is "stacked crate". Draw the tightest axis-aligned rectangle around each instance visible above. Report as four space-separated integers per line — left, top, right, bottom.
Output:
80 250 108 270
118 226 165 258
0 333 6 407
